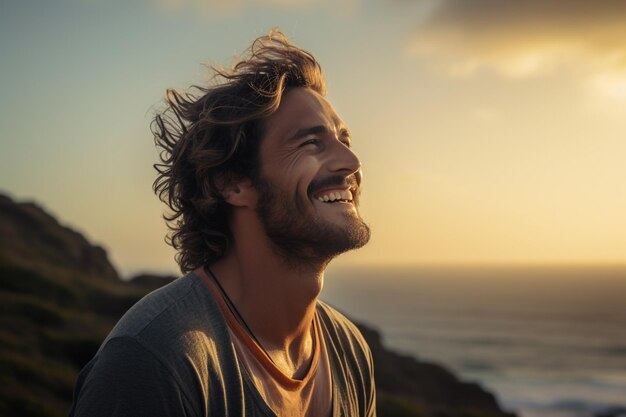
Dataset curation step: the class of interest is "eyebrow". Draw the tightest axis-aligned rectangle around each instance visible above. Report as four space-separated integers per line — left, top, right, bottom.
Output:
287 125 351 143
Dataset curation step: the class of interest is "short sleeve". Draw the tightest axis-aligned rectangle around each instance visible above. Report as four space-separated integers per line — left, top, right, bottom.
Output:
70 337 197 417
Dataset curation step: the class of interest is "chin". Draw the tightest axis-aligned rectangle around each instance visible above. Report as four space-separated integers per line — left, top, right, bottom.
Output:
316 215 371 257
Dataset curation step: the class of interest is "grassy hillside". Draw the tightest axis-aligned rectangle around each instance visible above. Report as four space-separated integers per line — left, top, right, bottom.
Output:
0 193 514 417
0 266 173 417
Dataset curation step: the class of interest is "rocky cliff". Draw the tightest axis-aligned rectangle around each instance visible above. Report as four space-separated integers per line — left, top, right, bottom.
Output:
0 193 514 417
0 194 118 281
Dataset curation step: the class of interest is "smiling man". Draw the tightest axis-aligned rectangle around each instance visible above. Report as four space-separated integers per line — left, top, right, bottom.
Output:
70 31 375 417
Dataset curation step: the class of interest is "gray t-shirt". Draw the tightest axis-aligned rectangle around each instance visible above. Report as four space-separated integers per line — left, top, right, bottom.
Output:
69 272 376 417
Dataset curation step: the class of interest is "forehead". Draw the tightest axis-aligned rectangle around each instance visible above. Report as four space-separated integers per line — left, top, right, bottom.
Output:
261 88 344 145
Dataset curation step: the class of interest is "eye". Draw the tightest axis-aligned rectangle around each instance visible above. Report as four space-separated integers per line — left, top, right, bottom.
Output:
339 129 352 148
300 138 320 147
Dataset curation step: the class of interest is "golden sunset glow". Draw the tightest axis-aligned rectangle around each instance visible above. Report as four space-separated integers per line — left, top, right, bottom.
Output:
2 1 626 275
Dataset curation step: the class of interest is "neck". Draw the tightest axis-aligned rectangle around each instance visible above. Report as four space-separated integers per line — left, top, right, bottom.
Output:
195 215 327 376
211 246 324 347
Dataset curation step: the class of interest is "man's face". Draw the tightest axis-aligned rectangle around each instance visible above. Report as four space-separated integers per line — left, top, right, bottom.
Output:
253 87 370 266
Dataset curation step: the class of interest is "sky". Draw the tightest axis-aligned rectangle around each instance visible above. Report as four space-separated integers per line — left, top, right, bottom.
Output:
2 0 626 277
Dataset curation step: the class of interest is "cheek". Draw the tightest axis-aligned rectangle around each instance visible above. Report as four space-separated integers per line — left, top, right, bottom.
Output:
295 157 320 176
264 154 323 197
293 157 322 192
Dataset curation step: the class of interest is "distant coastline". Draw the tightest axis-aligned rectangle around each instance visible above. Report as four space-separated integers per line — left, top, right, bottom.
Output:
322 264 626 417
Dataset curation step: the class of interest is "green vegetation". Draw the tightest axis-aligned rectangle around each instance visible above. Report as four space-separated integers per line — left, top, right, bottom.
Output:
0 193 516 417
0 265 79 305
378 394 426 417
0 266 138 416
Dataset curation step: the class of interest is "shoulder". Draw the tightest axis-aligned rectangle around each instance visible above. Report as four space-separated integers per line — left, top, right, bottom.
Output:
72 272 239 416
103 272 228 350
317 300 366 340
71 336 197 416
102 273 206 341
316 300 377 416
109 273 233 374
316 300 373 363
101 271 233 367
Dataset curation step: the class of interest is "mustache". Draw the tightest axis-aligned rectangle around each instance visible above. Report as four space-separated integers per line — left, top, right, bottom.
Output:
308 172 362 197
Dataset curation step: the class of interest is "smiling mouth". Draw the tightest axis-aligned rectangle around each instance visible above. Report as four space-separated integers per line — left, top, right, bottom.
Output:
315 188 354 203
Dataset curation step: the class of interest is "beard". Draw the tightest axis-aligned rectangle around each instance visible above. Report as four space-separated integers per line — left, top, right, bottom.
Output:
254 175 371 267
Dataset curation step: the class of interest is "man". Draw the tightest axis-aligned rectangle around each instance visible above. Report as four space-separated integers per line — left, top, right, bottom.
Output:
70 31 375 417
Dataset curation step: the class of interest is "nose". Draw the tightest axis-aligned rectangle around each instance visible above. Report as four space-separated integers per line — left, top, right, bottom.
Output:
327 140 361 179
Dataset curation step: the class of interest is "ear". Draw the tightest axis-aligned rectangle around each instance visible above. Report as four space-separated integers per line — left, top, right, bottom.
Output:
221 178 256 208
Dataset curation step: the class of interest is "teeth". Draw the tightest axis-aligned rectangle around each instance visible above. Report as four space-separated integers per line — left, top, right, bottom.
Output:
316 189 353 203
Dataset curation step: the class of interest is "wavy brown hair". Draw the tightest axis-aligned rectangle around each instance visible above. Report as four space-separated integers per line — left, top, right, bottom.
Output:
151 30 327 273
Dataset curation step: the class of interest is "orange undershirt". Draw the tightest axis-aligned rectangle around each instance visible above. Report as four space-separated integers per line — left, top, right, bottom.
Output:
199 272 332 417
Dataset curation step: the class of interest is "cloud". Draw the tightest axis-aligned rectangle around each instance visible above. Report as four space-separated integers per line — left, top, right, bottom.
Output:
410 0 626 85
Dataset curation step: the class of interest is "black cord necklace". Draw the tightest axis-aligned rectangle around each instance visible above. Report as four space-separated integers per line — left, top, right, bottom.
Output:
204 266 276 364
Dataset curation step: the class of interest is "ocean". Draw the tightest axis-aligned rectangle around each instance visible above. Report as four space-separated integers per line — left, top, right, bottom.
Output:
321 265 626 417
